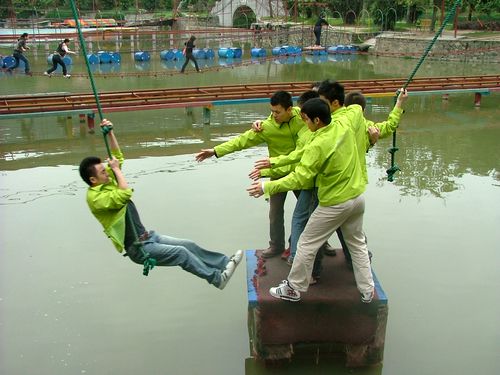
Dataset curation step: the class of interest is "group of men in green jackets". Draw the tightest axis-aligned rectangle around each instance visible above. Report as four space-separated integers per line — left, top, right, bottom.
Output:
196 80 408 303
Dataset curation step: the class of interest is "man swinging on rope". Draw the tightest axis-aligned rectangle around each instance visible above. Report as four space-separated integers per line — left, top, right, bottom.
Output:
79 119 242 288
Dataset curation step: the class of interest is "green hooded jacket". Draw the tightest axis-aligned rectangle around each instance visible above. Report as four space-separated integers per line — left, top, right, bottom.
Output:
86 149 133 252
261 106 350 180
214 107 305 161
264 117 366 206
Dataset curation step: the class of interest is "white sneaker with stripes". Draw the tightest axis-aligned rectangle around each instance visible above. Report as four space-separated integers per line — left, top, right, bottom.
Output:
269 280 300 302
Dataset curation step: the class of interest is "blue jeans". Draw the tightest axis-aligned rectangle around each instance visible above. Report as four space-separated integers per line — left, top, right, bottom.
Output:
290 190 323 277
9 51 30 73
290 190 315 259
126 231 229 287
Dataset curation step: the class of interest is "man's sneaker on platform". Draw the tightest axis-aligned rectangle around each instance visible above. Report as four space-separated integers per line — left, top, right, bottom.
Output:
43 72 51 77
269 279 301 302
63 74 71 78
260 246 283 258
361 289 375 304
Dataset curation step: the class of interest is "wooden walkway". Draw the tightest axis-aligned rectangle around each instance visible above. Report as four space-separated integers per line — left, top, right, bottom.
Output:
1 75 498 119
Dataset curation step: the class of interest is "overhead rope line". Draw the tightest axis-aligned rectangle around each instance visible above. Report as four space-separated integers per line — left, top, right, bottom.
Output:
69 0 156 276
386 0 462 182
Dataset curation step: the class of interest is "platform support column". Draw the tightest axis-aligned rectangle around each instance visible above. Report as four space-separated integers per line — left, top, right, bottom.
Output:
203 106 211 125
87 113 95 133
185 107 193 116
65 116 73 138
474 92 482 107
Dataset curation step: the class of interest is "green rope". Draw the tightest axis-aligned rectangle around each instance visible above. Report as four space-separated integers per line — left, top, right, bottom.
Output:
69 0 155 276
386 0 462 182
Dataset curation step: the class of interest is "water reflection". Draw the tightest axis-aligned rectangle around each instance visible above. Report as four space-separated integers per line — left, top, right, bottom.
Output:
367 97 500 197
244 357 382 375
2 95 498 200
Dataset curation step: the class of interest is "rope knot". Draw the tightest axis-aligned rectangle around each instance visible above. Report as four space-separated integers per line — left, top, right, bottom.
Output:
101 125 113 136
143 257 157 276
386 165 401 182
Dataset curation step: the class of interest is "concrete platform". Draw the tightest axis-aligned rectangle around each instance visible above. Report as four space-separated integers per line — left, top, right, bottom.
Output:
246 249 388 367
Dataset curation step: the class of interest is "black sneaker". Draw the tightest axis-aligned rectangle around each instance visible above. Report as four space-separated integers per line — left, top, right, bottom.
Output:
260 246 283 258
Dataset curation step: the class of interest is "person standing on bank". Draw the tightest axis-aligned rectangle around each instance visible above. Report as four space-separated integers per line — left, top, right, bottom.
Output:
180 35 201 73
44 38 76 78
7 33 32 76
313 16 329 46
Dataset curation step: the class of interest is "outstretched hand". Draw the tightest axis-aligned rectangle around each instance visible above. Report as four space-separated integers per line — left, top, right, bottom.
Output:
195 149 215 162
247 181 264 198
248 168 262 181
254 157 271 170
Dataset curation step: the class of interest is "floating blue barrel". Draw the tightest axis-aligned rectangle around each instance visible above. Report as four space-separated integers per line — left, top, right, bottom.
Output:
63 56 72 65
172 49 184 60
160 50 174 60
203 48 215 59
86 53 99 64
288 46 302 55
282 45 297 55
110 52 121 63
327 45 348 54
337 45 347 53
230 47 242 58
251 48 266 57
345 44 359 53
218 47 235 58
3 56 16 68
97 51 111 64
271 47 287 56
134 51 150 61
193 49 206 59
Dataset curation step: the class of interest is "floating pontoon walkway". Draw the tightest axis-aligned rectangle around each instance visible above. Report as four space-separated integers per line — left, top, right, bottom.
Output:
1 75 498 120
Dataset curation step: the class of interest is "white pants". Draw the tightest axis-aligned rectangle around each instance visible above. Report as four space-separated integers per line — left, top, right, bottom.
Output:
288 194 374 296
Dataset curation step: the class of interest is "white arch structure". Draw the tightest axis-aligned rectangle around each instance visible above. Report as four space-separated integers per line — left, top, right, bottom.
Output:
211 0 287 27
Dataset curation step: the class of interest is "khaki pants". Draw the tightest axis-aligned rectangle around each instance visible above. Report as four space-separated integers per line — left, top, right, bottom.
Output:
288 194 374 296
